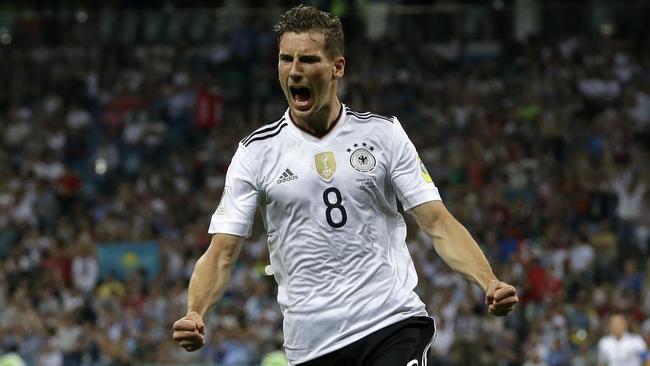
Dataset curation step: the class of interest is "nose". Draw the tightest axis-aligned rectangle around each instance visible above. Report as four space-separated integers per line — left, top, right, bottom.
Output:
289 60 302 82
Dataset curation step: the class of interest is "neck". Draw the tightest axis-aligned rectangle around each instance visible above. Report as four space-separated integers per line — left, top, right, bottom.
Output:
291 100 342 138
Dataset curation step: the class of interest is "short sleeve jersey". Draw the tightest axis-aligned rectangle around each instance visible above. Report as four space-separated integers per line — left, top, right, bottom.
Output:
598 333 648 366
210 105 441 364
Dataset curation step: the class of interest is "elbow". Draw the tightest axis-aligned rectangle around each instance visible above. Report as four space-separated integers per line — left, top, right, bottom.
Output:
203 241 241 272
197 251 236 272
411 201 452 240
422 211 453 242
199 234 244 273
216 251 238 272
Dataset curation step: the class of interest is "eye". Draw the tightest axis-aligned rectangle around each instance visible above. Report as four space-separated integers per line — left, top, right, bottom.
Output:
300 56 320 63
279 55 293 62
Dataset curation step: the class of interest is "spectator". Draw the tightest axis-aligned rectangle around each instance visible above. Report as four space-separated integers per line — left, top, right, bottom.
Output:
611 171 647 257
71 239 99 294
430 316 454 366
598 313 648 366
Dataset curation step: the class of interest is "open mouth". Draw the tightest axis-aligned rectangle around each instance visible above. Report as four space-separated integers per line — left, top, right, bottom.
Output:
289 86 312 110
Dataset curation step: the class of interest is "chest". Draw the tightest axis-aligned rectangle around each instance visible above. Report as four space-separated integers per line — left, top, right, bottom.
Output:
603 338 643 363
259 134 391 206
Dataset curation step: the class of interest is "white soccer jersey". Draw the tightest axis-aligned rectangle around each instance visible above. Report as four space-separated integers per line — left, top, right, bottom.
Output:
209 104 441 364
598 332 648 366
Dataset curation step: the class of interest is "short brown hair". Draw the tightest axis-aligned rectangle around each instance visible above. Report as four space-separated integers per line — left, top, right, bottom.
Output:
274 5 345 59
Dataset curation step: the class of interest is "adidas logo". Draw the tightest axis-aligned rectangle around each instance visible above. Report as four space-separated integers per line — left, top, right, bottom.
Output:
276 169 298 184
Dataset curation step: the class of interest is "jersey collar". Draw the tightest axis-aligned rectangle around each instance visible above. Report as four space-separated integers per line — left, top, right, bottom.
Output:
285 103 347 144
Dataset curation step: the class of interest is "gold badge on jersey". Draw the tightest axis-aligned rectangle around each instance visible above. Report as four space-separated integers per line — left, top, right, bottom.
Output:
418 157 433 183
315 151 336 181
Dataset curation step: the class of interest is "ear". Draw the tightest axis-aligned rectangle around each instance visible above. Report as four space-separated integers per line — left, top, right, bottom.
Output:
332 56 345 80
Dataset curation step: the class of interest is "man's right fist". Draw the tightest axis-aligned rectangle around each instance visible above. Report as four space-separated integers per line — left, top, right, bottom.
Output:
172 311 205 352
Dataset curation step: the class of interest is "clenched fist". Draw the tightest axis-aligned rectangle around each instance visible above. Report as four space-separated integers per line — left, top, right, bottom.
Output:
172 311 205 352
485 280 518 316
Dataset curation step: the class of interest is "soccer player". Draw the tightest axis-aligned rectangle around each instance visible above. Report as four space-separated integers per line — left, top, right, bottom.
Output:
172 5 518 365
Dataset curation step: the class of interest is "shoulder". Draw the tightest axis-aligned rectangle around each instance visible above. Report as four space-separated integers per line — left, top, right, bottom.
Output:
343 105 414 143
598 335 613 348
344 105 395 125
240 116 290 148
625 333 647 347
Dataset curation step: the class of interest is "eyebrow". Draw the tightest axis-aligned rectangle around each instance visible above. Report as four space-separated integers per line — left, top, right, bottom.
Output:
300 55 321 62
279 53 322 63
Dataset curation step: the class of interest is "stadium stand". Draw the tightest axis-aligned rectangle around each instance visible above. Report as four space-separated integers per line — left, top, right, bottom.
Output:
0 1 649 365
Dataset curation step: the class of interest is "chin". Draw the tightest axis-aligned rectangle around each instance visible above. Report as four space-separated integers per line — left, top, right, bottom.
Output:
290 105 315 118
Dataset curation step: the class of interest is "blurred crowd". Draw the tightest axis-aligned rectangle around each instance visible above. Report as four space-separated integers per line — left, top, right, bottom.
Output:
1 6 650 366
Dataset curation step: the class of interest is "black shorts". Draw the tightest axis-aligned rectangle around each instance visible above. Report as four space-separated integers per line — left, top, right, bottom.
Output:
297 316 436 366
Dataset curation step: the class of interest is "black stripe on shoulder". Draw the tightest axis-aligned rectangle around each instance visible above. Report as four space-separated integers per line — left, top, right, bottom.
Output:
242 118 285 145
345 106 371 116
244 123 288 147
347 111 374 120
346 108 394 123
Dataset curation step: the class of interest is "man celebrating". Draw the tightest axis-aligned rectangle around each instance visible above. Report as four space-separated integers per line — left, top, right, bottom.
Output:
173 5 518 365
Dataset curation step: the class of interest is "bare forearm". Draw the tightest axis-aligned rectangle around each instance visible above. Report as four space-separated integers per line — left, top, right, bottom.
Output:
186 234 243 317
429 214 496 291
187 254 233 317
411 201 517 315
